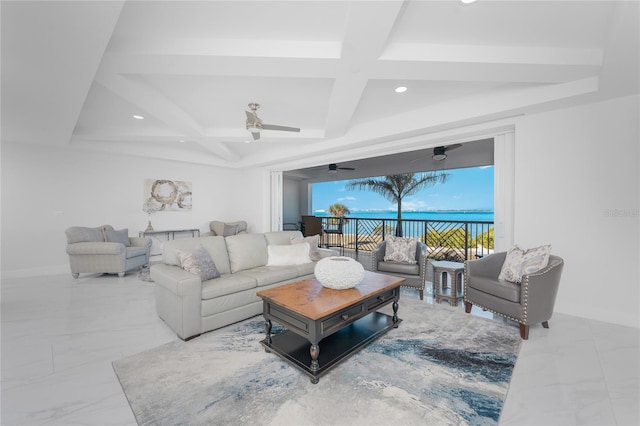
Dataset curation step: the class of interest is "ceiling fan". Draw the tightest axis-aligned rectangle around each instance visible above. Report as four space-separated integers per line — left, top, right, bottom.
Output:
327 163 355 174
432 144 462 161
245 103 300 140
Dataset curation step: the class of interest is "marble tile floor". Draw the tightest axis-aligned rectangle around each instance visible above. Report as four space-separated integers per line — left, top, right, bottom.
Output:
1 271 638 426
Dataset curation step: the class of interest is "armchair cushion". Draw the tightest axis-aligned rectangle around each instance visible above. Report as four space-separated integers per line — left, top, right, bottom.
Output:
499 244 551 283
383 236 418 264
377 260 420 276
176 246 220 281
210 220 247 236
104 228 130 246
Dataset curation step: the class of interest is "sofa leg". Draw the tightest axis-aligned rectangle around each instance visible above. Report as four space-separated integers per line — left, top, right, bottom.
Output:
118 272 125 277
419 289 424 300
542 321 549 329
72 273 79 279
519 324 529 340
464 301 472 313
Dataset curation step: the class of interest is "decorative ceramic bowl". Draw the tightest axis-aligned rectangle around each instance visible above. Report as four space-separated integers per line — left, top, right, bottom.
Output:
314 256 365 290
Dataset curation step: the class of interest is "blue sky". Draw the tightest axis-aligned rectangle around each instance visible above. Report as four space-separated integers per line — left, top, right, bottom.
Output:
312 166 494 212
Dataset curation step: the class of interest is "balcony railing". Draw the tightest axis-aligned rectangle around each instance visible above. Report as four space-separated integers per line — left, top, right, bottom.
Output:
320 216 494 262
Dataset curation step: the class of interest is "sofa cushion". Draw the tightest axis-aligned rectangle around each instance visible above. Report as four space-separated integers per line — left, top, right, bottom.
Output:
235 266 300 287
499 244 551 283
267 243 312 266
225 233 268 273
295 261 316 277
104 228 130 246
65 226 104 244
162 236 231 274
264 230 303 246
291 234 322 261
176 246 221 281
201 273 256 300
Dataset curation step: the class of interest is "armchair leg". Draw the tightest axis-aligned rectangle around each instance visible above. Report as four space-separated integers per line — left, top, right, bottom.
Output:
464 301 472 313
542 321 549 329
418 289 424 301
519 324 529 340
72 273 79 279
118 272 125 277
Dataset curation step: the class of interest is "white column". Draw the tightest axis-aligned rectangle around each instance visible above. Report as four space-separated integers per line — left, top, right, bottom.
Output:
270 171 283 232
493 131 515 251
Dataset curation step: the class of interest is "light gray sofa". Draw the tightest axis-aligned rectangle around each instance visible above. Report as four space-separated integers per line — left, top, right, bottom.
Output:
151 230 337 340
65 225 151 278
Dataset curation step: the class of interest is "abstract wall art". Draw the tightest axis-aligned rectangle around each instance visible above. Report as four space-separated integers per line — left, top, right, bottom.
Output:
143 179 192 212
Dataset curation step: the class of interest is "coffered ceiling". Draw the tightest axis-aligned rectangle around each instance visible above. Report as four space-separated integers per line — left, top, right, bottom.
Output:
2 1 638 172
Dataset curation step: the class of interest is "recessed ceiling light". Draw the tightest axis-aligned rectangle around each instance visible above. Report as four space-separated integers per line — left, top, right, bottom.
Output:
178 139 185 143
244 140 251 144
395 86 407 93
132 115 144 120
459 0 478 4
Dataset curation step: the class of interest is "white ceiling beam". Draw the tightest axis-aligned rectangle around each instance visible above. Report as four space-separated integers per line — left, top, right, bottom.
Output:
381 43 603 66
107 37 341 59
324 0 406 138
99 54 339 78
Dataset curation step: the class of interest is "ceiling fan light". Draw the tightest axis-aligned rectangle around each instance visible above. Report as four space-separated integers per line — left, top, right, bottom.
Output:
328 169 338 174
248 126 261 134
432 153 447 161
395 86 407 93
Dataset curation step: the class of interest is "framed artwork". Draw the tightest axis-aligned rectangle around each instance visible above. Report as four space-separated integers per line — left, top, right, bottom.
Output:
143 179 192 212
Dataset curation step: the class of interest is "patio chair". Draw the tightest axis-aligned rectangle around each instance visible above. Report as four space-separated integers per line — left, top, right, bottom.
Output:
323 217 345 255
464 251 564 339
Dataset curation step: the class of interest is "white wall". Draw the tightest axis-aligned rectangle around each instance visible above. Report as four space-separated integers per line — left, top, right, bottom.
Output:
513 94 639 328
0 143 265 278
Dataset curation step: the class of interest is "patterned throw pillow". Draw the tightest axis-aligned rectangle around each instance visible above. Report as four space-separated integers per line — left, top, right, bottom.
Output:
383 236 418 264
176 246 220 281
499 244 551 283
290 234 321 261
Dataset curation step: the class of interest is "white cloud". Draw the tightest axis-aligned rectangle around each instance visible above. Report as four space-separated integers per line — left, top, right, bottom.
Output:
339 196 356 202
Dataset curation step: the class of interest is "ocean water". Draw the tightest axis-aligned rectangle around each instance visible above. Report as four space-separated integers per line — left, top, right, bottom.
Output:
313 210 494 223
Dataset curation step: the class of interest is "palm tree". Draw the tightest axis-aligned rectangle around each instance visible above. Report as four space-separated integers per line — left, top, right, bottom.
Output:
327 203 350 224
345 172 448 237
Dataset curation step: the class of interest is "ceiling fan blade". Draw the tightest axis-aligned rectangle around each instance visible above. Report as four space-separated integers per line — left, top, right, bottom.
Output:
445 143 462 151
338 167 355 170
252 131 260 141
261 124 300 132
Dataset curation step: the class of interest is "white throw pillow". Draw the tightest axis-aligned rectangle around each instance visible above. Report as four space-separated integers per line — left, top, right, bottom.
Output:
267 243 312 266
499 244 551 283
383 236 418 264
290 234 321 261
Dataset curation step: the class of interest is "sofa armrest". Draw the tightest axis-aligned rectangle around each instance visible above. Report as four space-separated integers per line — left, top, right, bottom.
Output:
129 237 151 248
66 242 125 255
151 264 202 296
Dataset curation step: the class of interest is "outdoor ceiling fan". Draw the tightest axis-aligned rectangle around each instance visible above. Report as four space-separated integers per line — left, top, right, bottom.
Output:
432 144 462 161
245 103 300 140
327 163 355 174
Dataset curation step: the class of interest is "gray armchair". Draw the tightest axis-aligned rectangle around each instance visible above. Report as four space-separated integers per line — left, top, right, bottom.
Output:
372 240 430 300
464 251 564 339
65 225 151 278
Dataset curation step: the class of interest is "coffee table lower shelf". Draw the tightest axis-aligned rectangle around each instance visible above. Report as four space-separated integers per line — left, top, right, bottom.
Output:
260 311 401 383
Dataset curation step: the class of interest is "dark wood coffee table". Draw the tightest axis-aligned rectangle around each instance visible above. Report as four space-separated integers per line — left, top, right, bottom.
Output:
257 271 404 384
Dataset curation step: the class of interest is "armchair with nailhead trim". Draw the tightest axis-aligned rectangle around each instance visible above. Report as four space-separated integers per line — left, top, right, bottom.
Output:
463 252 564 339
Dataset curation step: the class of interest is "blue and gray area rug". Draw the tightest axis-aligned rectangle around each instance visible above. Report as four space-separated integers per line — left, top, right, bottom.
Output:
113 295 521 425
